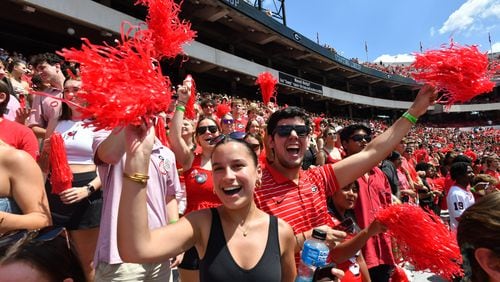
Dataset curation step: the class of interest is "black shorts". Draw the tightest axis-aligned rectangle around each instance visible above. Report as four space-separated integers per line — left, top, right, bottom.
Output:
46 171 103 230
178 246 200 270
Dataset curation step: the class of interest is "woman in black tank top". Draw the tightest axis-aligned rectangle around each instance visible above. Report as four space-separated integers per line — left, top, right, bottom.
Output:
117 108 297 282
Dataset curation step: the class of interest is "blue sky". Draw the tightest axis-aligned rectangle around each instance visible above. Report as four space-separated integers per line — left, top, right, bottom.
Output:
262 0 500 63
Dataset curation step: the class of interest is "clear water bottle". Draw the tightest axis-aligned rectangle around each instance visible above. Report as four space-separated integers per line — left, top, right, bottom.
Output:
295 228 330 282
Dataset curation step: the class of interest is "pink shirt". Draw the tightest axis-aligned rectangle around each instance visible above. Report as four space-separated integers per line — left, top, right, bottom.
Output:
92 130 181 264
27 88 62 128
4 95 20 122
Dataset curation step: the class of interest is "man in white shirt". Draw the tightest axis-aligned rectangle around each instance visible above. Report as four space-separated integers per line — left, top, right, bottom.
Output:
446 162 475 231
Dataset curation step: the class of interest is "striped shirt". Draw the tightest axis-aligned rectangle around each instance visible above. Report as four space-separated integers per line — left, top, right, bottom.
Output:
255 160 339 235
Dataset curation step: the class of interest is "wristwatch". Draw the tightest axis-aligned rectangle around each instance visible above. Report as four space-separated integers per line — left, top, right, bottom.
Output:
85 184 96 195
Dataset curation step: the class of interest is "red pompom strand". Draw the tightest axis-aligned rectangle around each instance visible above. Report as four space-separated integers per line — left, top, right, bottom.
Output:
155 117 169 147
411 41 495 109
57 26 174 130
391 266 410 282
49 133 73 195
256 72 278 105
216 102 231 119
135 0 196 59
183 75 197 120
19 94 26 109
375 204 462 280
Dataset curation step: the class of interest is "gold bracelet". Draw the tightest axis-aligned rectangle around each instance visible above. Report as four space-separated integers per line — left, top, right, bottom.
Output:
123 172 149 185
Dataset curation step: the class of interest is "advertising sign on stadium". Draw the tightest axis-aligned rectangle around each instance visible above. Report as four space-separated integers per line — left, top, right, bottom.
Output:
279 72 323 95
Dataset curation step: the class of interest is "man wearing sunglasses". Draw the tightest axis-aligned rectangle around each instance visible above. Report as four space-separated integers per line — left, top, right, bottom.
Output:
254 84 438 273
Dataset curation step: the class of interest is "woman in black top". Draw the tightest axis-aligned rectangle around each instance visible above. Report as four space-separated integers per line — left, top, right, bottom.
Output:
117 118 297 281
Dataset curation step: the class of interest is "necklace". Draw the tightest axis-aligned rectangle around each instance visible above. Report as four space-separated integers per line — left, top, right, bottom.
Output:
223 206 256 237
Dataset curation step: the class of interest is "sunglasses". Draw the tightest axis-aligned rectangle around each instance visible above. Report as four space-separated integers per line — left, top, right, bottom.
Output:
273 125 310 137
196 125 218 135
350 134 372 142
221 119 234 124
0 226 69 249
202 104 214 108
248 143 261 151
209 131 246 145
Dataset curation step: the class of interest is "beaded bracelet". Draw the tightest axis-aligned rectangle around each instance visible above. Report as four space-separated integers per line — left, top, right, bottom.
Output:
402 111 418 125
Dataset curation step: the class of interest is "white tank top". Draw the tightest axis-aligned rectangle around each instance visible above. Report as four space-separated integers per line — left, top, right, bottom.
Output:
55 120 95 165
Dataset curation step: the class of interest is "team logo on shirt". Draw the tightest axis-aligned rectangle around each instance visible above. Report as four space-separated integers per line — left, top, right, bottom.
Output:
50 101 59 107
311 185 318 193
158 156 169 175
190 169 207 184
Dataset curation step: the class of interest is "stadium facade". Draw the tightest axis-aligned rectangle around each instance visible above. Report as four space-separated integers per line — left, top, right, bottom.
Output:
2 0 498 125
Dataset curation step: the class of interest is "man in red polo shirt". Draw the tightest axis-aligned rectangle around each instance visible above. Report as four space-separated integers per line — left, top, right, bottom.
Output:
340 124 395 281
254 85 438 270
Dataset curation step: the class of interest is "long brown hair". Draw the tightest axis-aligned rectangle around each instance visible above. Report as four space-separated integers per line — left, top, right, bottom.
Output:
457 192 500 282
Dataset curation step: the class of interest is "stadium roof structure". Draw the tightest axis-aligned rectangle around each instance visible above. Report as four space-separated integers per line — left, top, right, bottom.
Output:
1 0 498 125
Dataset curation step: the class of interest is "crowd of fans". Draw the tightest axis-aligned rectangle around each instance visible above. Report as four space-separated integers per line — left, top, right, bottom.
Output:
0 46 499 282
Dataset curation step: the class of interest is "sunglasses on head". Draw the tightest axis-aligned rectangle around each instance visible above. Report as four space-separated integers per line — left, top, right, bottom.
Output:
221 119 234 124
209 131 246 145
273 125 310 137
350 134 372 142
0 226 68 249
196 125 218 135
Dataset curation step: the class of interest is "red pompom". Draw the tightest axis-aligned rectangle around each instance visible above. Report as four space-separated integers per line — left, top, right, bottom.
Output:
57 26 174 130
155 117 169 147
49 133 73 194
135 0 196 59
411 41 495 109
376 204 462 280
256 72 278 105
216 102 231 119
183 75 197 120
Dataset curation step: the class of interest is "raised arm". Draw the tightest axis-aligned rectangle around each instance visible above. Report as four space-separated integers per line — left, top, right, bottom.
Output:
0 149 51 233
117 124 197 263
333 85 438 189
95 128 126 165
168 80 194 170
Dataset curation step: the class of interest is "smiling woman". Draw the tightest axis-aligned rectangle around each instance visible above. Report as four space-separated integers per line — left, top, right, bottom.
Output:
117 124 297 282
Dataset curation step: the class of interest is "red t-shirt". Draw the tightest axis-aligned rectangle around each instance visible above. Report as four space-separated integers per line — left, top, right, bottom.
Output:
233 116 248 132
0 118 39 159
182 154 221 214
354 167 395 269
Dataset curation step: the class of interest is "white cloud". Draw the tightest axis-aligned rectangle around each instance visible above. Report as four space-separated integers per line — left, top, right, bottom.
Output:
439 0 500 35
373 54 415 64
490 42 500 52
430 26 436 37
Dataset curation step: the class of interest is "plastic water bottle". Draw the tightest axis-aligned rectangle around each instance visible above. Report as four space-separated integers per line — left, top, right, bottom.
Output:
296 228 330 282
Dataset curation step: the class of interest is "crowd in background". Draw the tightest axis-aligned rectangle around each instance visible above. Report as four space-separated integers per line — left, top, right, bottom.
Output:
0 46 499 282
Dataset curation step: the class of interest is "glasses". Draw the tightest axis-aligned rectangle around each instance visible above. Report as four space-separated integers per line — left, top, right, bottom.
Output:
209 131 246 145
326 132 336 136
0 226 68 249
273 125 310 137
202 104 214 109
221 119 234 124
196 125 218 135
350 134 372 142
248 143 261 151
